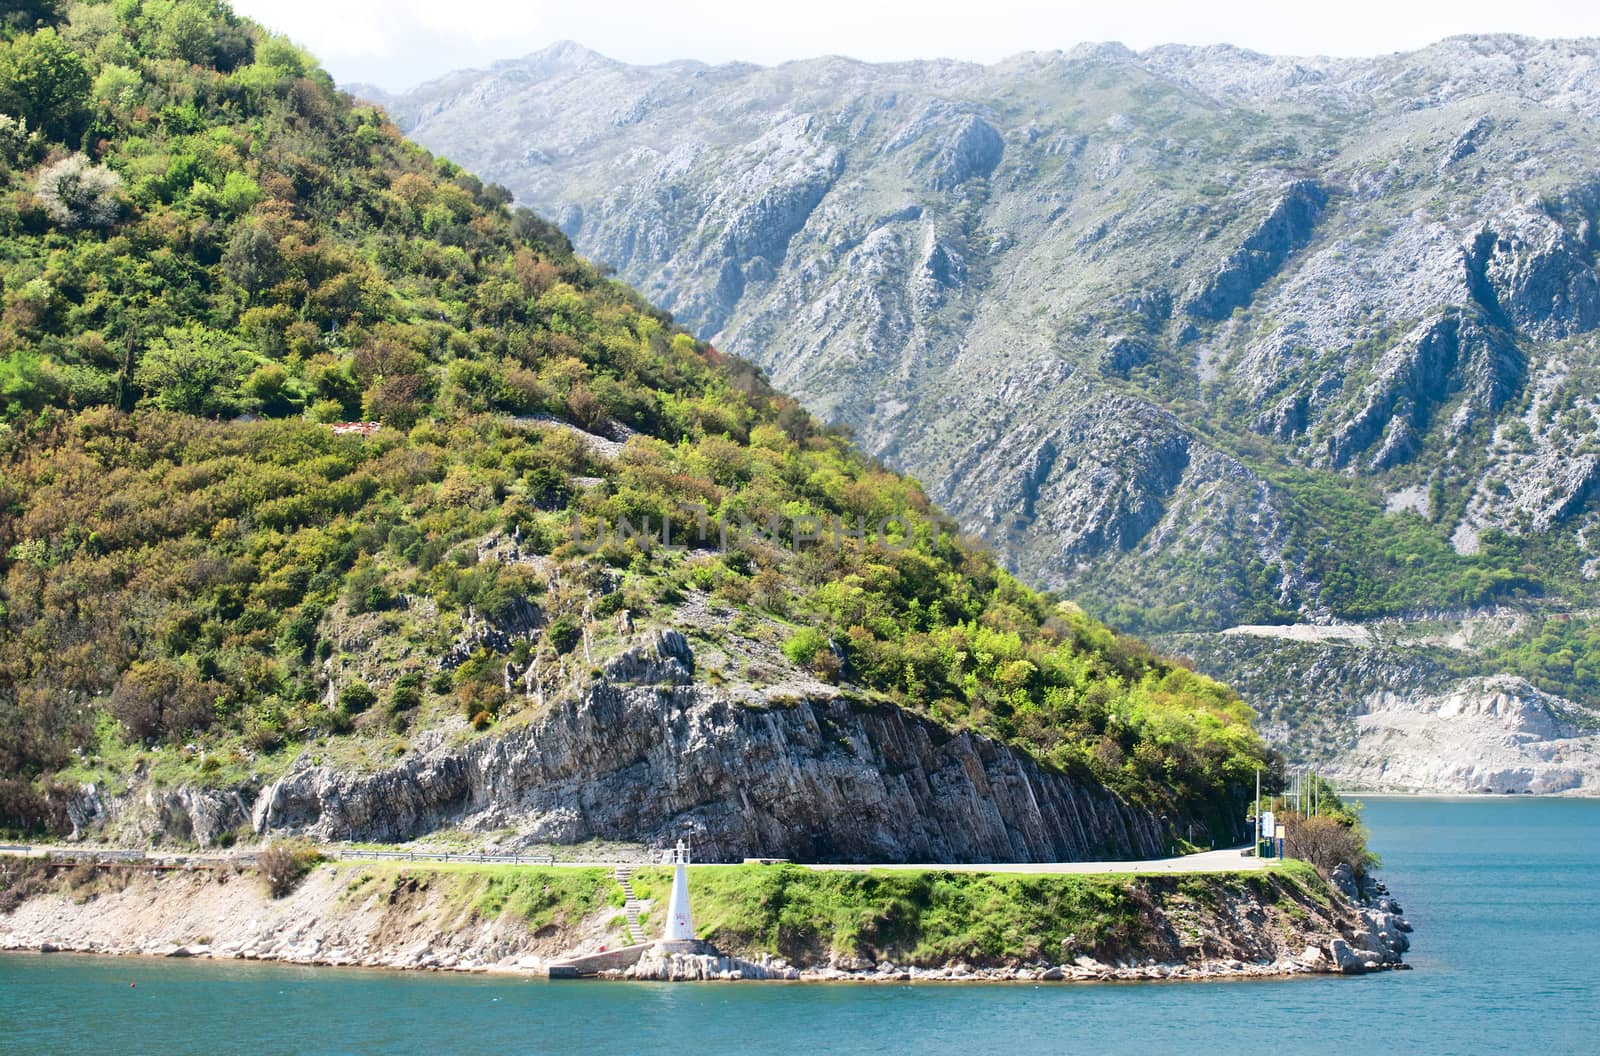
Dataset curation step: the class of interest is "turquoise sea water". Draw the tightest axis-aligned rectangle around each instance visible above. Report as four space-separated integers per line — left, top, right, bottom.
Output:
3 798 1598 1055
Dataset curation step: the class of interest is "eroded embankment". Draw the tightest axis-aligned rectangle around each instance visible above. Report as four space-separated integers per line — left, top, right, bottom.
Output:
0 856 1408 981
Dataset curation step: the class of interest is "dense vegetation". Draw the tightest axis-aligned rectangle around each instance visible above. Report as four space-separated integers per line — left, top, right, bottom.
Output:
1478 612 1600 712
1091 450 1553 635
0 1 1270 838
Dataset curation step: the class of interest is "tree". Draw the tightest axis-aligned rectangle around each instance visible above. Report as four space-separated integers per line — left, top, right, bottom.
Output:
32 153 122 227
0 349 61 418
512 207 572 253
0 28 90 141
135 324 245 416
1 1 64 34
222 222 282 299
109 661 222 743
91 64 142 109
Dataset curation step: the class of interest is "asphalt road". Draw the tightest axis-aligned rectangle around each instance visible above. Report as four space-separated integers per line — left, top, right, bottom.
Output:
802 846 1266 874
0 843 1266 874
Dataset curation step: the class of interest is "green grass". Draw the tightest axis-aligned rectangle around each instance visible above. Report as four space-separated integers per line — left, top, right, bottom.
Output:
332 861 616 934
628 864 1318 967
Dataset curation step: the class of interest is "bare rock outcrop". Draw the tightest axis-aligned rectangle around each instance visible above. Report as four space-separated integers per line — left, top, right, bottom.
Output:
1168 622 1600 794
248 645 1178 861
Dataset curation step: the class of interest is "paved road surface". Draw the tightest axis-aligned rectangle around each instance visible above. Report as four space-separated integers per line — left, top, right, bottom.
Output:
803 846 1265 874
0 843 1266 874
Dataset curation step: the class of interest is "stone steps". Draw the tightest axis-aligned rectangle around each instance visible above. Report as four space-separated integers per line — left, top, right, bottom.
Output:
614 866 644 945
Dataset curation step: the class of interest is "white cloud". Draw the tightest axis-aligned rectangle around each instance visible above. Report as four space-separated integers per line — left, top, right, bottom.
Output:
232 1 550 71
231 0 1600 91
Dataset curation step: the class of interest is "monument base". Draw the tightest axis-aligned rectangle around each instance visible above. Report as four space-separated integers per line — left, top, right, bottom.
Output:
653 938 718 956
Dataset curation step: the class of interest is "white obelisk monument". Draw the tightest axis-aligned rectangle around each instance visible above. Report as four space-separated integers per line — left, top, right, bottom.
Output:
664 838 695 942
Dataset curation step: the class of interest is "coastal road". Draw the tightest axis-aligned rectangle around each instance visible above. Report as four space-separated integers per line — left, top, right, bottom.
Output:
0 843 1266 875
802 846 1266 874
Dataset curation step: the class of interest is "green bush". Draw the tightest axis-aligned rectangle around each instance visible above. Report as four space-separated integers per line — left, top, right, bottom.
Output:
338 682 377 715
546 615 581 655
782 626 829 667
389 674 423 714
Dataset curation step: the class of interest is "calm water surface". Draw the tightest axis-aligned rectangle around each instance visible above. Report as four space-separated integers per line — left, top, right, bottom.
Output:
3 798 1598 1055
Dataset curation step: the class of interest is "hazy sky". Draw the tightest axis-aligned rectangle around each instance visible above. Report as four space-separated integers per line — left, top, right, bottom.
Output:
230 0 1600 92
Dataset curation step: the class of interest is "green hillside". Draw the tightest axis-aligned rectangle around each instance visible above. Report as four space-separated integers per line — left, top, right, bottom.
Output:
0 1 1268 839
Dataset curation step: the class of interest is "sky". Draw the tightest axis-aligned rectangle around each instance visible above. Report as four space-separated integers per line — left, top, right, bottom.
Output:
230 0 1600 93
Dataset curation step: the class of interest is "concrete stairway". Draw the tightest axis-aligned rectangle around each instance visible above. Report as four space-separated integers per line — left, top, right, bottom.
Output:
615 866 645 945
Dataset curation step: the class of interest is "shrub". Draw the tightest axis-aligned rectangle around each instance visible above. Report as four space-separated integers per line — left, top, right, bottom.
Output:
0 349 61 418
344 560 394 615
1287 814 1376 878
810 649 843 684
0 113 40 167
782 626 829 668
0 857 53 914
32 153 122 228
109 661 222 743
457 679 505 725
0 777 66 836
389 673 422 714
257 838 321 898
338 682 377 715
546 614 581 655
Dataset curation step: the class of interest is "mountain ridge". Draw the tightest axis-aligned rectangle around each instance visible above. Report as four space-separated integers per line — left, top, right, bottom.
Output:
371 33 1600 790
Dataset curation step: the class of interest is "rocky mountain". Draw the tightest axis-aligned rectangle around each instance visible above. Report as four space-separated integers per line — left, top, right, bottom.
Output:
367 36 1600 789
0 3 1269 853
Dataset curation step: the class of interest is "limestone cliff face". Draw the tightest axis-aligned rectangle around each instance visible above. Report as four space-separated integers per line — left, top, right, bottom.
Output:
250 683 1169 862
1165 619 1600 793
79 634 1192 861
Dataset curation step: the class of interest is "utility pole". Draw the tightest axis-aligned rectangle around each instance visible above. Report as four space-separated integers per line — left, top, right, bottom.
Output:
1254 767 1262 853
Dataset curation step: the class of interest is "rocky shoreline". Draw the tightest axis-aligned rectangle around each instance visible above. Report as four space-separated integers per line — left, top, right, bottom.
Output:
609 948 1381 983
0 856 1410 983
0 938 1404 984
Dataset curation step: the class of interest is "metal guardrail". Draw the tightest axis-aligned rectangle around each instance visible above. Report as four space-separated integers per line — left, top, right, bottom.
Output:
4 844 564 867
336 849 556 865
0 846 149 862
